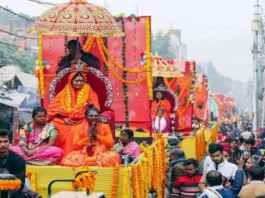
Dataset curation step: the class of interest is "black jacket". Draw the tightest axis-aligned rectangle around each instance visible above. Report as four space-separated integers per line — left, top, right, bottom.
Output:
2 150 26 198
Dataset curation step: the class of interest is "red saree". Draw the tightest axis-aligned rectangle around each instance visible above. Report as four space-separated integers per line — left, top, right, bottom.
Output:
47 72 100 156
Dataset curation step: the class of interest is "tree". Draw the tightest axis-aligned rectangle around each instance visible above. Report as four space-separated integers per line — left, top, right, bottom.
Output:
152 31 176 60
0 41 37 74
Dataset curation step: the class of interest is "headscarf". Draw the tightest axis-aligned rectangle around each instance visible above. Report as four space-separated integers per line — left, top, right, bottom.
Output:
67 72 85 104
223 146 232 156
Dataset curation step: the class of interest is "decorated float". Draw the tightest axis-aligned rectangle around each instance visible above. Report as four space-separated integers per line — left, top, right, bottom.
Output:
21 0 171 197
194 74 209 125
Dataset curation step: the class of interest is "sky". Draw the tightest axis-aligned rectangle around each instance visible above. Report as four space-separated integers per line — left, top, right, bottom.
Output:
1 0 257 81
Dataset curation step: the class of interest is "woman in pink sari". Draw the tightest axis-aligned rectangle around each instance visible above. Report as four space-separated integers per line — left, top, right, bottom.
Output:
10 107 63 165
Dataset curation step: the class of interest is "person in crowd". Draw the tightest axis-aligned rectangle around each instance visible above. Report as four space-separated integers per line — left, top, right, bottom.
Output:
244 138 262 156
59 105 120 167
172 158 202 198
152 108 170 133
231 124 239 139
192 117 202 135
10 107 63 165
239 166 265 198
199 169 244 198
57 40 100 73
244 155 265 180
239 136 246 151
48 71 100 156
151 91 171 118
261 128 265 140
167 148 186 196
199 143 238 191
202 155 214 176
241 127 252 140
223 147 232 162
217 128 231 142
113 129 141 163
230 138 244 165
221 138 231 152
0 129 25 197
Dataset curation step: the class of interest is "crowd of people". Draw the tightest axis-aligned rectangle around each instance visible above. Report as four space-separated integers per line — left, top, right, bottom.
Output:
167 119 265 198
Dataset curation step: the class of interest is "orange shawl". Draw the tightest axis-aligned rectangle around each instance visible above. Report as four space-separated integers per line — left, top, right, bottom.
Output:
60 121 117 167
47 72 100 155
151 99 171 117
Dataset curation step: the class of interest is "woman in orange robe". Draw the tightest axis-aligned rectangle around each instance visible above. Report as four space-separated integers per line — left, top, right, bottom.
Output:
47 71 100 156
60 105 120 167
151 91 171 118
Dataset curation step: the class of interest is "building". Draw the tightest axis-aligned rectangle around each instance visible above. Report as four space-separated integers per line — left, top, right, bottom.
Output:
168 28 188 60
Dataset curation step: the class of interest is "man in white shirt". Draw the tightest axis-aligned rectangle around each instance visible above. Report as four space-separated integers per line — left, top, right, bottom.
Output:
199 143 238 191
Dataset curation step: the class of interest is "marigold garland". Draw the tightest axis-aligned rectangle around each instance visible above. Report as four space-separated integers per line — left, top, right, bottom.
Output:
38 33 45 98
121 20 130 127
83 36 95 52
122 168 129 198
0 179 21 191
72 172 96 194
130 164 140 198
60 84 90 113
137 164 145 198
145 17 153 100
111 165 120 198
98 37 146 74
26 168 37 191
97 37 147 84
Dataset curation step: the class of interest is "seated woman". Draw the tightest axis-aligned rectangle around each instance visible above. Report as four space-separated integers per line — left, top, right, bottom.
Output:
48 71 100 156
114 129 141 163
10 107 63 165
60 105 120 167
151 91 171 118
152 108 170 133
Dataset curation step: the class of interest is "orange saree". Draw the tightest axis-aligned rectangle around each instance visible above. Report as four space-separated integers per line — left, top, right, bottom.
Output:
47 72 100 156
151 99 171 117
60 120 120 167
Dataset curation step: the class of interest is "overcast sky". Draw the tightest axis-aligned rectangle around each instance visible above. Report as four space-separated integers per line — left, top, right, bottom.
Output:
1 0 257 81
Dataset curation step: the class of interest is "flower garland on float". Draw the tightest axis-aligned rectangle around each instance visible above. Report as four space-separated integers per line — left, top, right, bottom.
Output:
60 83 90 113
72 172 96 193
83 36 95 52
122 168 129 198
34 33 55 98
111 165 120 198
145 17 153 100
35 33 45 98
130 164 140 198
96 37 147 84
0 179 21 191
26 168 37 191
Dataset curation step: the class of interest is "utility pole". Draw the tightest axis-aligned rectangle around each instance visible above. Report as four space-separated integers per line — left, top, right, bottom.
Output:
251 0 265 134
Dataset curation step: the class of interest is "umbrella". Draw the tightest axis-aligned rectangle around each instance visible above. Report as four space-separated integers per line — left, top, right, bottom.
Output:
27 0 124 37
